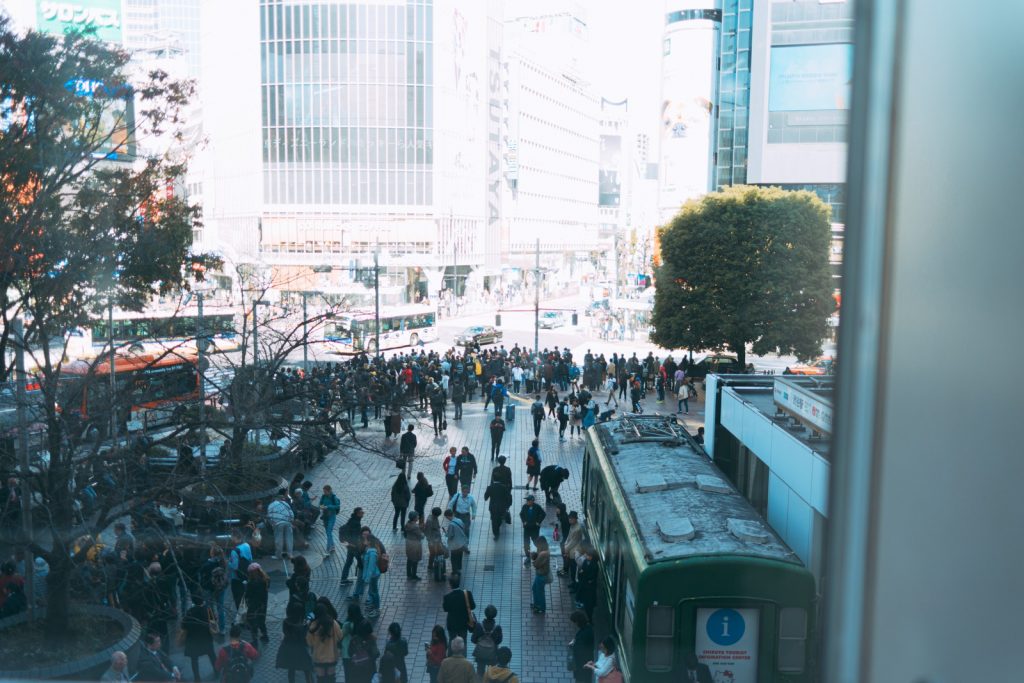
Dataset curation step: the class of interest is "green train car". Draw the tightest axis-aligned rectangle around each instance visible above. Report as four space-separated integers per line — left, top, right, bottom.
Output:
582 415 816 683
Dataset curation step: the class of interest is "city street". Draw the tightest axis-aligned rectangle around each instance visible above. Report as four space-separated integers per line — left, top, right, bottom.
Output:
154 372 704 682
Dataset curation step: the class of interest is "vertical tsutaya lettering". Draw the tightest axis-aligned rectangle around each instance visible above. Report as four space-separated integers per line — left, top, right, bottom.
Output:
486 46 501 237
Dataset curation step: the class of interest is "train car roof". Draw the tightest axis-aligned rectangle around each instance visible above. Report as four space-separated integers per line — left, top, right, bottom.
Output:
590 415 802 566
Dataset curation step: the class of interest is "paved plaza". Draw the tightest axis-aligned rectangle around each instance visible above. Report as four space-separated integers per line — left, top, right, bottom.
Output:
163 384 705 682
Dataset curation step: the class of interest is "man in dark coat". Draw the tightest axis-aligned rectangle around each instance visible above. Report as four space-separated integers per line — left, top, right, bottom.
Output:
518 495 546 565
539 465 570 505
441 575 476 645
338 507 365 586
399 424 417 470
134 632 180 681
455 447 478 488
489 456 513 491
483 479 511 540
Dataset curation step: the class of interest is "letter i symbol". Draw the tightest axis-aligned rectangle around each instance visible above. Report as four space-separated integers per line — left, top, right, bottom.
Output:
721 616 730 638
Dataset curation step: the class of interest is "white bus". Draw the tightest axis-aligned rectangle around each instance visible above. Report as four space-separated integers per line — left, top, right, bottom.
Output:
322 304 437 354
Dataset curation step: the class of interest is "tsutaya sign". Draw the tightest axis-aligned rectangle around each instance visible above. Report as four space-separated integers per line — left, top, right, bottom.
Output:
774 378 834 436
695 607 760 683
37 0 124 44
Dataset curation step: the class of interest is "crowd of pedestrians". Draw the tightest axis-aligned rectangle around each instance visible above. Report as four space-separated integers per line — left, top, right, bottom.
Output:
0 339 700 681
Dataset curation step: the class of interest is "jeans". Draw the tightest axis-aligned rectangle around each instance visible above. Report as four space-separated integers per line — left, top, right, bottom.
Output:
273 522 294 558
532 574 547 611
341 547 359 581
393 506 407 530
450 547 465 576
432 409 444 433
493 400 503 417
355 575 380 609
490 436 502 460
453 401 463 419
678 396 689 413
523 526 540 557
323 515 336 552
533 417 542 437
513 380 521 393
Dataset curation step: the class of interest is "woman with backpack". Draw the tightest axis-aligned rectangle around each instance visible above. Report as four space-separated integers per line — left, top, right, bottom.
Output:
525 440 542 492
347 619 380 683
305 604 343 683
379 621 409 683
243 564 270 647
340 603 363 681
276 601 313 683
470 604 504 678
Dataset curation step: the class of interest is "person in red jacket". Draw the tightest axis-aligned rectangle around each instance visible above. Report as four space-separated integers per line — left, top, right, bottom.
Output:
214 624 260 682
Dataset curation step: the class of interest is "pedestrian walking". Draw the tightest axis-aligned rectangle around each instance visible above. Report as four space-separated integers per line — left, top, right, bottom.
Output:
268 489 295 560
404 512 424 580
490 455 513 492
525 440 542 491
490 379 508 417
530 395 545 437
244 564 270 646
340 603 365 682
677 381 690 414
198 545 228 637
569 610 595 683
425 507 446 581
481 647 519 683
399 424 417 472
447 483 477 531
545 386 559 418
443 447 459 498
444 509 469 579
338 507 365 586
570 399 583 438
530 535 552 615
519 494 546 565
276 601 314 683
350 529 384 617
380 622 409 683
391 472 411 531
181 594 216 682
451 379 465 420
470 605 504 678
412 472 433 524
319 485 341 558
557 398 570 440
306 605 343 683
442 583 477 649
430 383 447 436
228 533 252 611
425 625 447 683
561 511 584 588
455 447 478 488
489 416 505 461
483 478 511 540
213 625 258 683
347 619 380 683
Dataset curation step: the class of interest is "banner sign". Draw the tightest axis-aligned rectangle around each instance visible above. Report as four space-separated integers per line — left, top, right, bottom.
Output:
695 607 760 683
37 0 124 44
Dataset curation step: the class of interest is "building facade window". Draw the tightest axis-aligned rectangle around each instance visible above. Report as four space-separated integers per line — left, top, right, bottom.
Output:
713 0 754 188
259 0 433 206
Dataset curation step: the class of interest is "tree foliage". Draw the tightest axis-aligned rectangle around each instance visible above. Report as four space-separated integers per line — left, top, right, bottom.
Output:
0 17 210 636
651 185 833 367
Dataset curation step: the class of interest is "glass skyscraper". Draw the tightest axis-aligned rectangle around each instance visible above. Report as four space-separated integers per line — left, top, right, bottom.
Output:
259 0 434 208
713 0 753 187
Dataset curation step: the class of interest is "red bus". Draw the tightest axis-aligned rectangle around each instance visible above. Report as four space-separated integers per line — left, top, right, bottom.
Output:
59 353 200 434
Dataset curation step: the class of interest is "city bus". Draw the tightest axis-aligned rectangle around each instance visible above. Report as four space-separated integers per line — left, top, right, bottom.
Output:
59 352 201 435
322 304 437 354
88 308 240 356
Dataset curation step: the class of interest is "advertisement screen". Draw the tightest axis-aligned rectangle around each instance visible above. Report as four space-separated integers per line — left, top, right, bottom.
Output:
769 44 853 111
695 607 760 683
67 78 135 161
599 134 622 207
37 0 124 44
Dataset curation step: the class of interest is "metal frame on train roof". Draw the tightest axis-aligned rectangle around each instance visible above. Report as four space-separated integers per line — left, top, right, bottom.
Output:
604 414 687 444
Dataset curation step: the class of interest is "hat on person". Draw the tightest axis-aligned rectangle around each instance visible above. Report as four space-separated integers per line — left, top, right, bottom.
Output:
525 494 535 501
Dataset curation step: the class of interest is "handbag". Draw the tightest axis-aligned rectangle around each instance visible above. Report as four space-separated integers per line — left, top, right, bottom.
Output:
395 457 405 469
464 590 476 629
442 420 448 431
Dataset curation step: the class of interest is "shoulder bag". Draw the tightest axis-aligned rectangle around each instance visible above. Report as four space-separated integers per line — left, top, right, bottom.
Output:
464 590 476 629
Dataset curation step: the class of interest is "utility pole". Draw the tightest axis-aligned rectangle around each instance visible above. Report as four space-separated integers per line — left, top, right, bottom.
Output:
534 238 540 357
108 298 116 447
301 292 309 423
252 299 258 368
12 318 34 617
374 243 381 359
197 292 206 463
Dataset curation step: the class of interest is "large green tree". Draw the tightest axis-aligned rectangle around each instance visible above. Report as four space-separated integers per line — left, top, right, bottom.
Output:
651 185 833 368
0 17 210 635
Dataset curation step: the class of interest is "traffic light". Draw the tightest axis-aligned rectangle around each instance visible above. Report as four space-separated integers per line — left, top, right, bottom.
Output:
495 314 502 326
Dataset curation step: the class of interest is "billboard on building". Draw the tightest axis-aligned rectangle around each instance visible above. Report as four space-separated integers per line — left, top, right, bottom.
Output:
36 0 124 44
769 44 853 111
599 134 622 207
658 7 719 219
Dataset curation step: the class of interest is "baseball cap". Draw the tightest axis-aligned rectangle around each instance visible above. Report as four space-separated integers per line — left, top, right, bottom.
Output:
525 494 535 501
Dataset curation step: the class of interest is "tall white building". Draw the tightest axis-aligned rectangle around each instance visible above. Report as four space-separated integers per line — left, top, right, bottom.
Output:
657 0 721 222
501 5 600 267
199 0 497 303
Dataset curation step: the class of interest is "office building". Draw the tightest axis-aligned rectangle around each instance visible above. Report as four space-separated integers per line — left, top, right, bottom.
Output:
124 0 202 79
657 1 722 222
200 0 496 303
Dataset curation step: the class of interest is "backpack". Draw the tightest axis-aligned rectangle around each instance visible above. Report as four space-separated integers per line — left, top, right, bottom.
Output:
474 625 497 663
350 635 372 670
211 566 228 592
377 549 390 574
526 454 536 468
224 644 252 683
531 402 544 417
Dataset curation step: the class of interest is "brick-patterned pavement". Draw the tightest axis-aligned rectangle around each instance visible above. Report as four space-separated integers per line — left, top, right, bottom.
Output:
165 383 705 682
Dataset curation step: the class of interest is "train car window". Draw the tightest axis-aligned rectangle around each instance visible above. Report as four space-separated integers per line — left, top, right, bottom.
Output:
777 607 807 673
645 604 675 671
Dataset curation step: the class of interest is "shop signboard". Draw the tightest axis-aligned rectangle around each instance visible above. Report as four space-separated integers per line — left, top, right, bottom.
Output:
37 0 124 44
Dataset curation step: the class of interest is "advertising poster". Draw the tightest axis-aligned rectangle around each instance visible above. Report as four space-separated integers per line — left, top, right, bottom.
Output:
695 607 760 683
37 0 124 44
599 134 622 207
769 43 854 111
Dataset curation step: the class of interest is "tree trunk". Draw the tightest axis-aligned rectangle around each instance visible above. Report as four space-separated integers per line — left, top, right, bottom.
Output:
734 343 747 371
44 544 72 638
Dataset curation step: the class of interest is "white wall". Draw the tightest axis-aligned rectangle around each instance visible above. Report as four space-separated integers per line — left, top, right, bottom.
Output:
720 386 829 577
